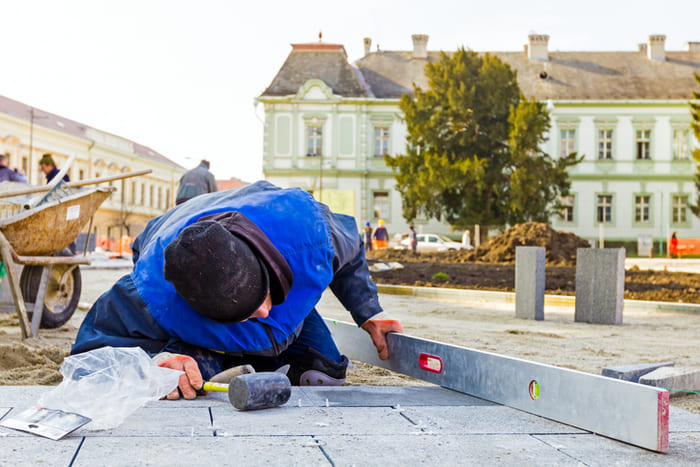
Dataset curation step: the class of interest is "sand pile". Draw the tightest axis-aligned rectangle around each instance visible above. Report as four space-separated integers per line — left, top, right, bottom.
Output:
0 314 67 385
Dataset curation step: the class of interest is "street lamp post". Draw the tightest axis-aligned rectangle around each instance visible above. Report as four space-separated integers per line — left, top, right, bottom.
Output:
27 107 49 184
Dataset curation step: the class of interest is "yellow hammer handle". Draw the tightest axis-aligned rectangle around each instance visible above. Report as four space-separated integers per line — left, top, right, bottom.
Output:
202 381 229 392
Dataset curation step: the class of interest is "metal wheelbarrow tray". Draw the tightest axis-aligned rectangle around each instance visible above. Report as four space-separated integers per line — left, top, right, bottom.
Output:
0 186 115 338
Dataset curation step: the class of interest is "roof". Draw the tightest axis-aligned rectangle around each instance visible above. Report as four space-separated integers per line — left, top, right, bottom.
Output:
262 42 369 97
216 177 249 191
0 94 183 168
355 49 700 101
262 40 700 101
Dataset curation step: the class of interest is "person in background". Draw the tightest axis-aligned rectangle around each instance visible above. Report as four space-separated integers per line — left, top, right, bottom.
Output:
461 229 471 249
409 225 418 254
372 219 388 249
0 154 28 183
669 232 679 259
176 159 217 205
364 222 373 252
39 153 69 183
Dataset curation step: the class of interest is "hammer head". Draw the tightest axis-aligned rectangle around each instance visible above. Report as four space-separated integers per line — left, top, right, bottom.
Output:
228 372 291 410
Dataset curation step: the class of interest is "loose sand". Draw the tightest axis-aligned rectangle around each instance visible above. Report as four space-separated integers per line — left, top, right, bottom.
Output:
1 266 698 416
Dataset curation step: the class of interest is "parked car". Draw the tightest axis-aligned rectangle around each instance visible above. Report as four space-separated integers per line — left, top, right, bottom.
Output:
400 233 471 252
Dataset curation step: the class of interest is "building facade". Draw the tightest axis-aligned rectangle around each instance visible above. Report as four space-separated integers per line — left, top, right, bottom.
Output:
258 34 700 248
0 95 185 241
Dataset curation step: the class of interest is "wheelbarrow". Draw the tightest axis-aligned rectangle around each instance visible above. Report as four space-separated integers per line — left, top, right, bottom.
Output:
0 161 151 339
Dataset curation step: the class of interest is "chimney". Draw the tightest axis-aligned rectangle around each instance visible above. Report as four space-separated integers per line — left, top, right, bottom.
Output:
412 34 429 59
647 35 666 60
685 42 700 52
363 37 372 56
527 34 550 61
637 43 647 53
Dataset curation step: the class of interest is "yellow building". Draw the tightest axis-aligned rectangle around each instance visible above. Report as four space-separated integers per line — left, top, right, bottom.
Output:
0 94 184 242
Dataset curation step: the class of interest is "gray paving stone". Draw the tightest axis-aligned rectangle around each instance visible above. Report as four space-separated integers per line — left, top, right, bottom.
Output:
211 406 415 436
72 436 330 466
318 434 582 466
639 367 700 396
670 406 700 432
575 248 625 325
401 405 586 435
602 361 675 382
0 437 81 464
0 385 48 407
534 432 700 466
515 246 545 320
300 385 495 407
74 407 212 437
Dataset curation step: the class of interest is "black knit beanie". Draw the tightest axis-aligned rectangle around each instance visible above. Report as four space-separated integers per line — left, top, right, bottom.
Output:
163 220 269 323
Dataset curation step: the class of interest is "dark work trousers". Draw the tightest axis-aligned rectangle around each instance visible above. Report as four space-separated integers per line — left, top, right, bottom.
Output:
167 309 343 380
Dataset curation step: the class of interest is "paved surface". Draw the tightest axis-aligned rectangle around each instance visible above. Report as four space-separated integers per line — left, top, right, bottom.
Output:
1 386 699 465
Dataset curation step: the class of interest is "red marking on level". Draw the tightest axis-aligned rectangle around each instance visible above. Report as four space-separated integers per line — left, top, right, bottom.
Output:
657 390 669 452
419 353 443 373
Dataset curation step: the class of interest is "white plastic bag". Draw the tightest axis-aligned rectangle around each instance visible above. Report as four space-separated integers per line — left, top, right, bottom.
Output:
38 347 182 430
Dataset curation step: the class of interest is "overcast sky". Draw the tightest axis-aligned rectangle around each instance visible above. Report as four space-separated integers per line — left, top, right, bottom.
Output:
1 0 697 182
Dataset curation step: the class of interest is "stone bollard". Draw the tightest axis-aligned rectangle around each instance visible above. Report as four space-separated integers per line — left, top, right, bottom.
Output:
575 248 625 325
515 246 545 320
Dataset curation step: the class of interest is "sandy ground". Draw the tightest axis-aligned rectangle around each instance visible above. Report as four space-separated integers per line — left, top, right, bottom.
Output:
1 266 698 415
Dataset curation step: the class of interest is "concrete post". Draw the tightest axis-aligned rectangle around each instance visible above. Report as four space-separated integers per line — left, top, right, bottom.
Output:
575 248 625 325
515 246 545 320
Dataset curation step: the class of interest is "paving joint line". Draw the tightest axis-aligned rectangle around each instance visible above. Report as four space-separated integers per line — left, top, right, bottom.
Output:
67 436 86 467
530 433 592 466
312 435 335 466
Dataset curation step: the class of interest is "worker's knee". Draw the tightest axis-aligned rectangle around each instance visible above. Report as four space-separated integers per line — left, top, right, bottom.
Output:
287 348 348 386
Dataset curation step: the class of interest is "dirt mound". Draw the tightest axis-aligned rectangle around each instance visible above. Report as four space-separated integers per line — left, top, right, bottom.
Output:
367 222 590 266
467 222 591 265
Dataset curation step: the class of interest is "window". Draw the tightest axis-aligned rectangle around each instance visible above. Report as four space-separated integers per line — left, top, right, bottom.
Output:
560 195 574 222
21 157 28 173
560 129 575 157
140 184 145 206
373 191 389 219
306 125 322 157
158 187 163 210
374 127 390 157
598 129 613 160
672 195 688 224
673 129 690 160
79 169 84 180
636 129 651 160
149 186 154 208
165 188 171 209
130 182 136 204
635 195 651 223
597 195 612 223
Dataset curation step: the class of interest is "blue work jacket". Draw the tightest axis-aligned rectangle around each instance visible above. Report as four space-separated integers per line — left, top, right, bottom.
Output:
71 181 382 357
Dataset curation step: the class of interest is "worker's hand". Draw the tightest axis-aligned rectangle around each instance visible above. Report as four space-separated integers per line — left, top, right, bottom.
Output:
360 319 403 360
154 353 203 400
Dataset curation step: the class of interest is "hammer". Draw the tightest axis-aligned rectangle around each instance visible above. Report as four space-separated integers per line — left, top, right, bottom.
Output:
202 366 291 410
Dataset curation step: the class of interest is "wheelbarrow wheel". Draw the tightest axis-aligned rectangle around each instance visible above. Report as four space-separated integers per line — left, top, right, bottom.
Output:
19 249 82 329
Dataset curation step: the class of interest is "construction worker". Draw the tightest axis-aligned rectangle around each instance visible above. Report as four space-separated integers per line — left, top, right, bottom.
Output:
364 221 373 252
0 154 27 183
39 153 69 183
71 181 402 399
175 159 217 205
372 219 388 249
